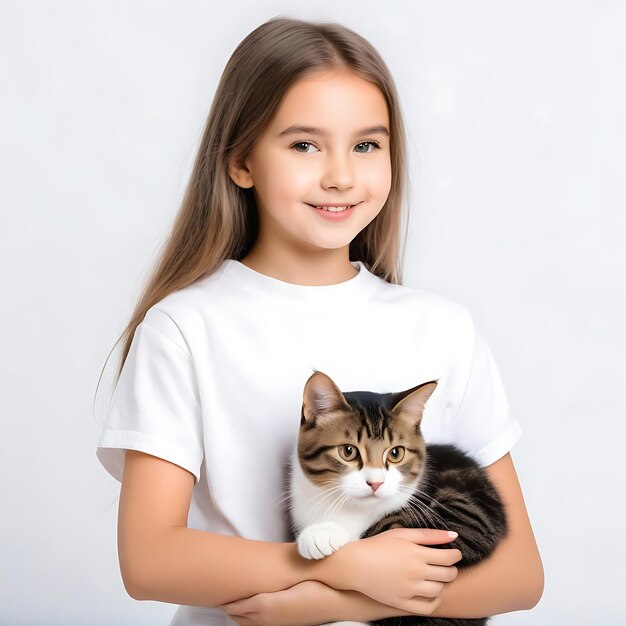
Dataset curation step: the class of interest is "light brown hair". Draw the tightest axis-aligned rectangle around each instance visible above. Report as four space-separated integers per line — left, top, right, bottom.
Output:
99 15 411 393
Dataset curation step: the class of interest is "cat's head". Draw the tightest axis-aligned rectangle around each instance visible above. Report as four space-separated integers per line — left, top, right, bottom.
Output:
298 370 437 505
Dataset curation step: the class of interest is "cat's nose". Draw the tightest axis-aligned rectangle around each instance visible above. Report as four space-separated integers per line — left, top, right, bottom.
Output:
367 481 383 493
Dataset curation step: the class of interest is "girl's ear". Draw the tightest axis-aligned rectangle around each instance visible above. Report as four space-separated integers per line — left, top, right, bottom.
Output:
228 158 255 189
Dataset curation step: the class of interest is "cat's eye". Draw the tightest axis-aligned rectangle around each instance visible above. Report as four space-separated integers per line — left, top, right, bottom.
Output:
387 447 405 463
338 444 359 462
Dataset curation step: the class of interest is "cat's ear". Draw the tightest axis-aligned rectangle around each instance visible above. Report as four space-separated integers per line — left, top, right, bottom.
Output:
301 370 351 425
391 380 438 429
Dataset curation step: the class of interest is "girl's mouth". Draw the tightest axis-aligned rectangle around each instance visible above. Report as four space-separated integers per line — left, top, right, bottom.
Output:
306 203 357 221
306 202 359 213
308 204 354 212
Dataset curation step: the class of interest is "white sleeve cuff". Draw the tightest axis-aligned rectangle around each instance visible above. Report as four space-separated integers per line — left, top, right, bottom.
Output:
96 429 203 484
472 420 523 467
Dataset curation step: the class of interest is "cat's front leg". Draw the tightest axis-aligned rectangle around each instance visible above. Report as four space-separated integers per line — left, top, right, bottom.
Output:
297 521 352 560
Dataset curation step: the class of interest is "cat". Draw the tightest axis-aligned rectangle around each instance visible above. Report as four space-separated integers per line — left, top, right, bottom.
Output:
286 370 508 626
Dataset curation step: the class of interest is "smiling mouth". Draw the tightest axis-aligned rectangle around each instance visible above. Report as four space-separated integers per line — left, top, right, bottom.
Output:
306 203 358 212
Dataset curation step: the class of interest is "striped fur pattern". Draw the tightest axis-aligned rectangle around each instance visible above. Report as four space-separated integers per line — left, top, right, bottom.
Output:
286 371 507 626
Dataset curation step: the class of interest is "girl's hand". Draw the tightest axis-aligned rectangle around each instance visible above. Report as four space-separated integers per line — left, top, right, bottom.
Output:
220 580 335 626
328 527 462 615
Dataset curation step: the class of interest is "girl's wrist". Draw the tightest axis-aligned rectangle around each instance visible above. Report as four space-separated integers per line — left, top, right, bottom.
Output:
308 542 355 593
324 587 416 622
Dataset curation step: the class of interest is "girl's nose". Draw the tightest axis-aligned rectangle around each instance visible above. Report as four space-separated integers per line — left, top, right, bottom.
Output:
322 154 355 190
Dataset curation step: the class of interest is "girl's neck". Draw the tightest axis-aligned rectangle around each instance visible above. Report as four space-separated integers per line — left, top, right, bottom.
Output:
239 246 358 287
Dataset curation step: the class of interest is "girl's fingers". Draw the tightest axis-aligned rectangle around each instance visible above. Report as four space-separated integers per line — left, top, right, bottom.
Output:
421 545 463 566
390 527 459 545
404 595 442 617
424 564 459 583
414 580 445 598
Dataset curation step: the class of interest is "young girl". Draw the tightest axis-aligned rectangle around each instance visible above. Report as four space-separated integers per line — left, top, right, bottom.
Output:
96 16 543 626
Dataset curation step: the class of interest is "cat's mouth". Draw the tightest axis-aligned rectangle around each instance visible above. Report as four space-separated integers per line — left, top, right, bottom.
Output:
359 490 386 500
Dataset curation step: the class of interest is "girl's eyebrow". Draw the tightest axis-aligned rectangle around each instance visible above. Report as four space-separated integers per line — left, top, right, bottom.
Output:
276 124 390 138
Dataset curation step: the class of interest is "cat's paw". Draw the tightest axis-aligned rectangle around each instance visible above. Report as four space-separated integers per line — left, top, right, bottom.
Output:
297 522 352 560
319 622 370 626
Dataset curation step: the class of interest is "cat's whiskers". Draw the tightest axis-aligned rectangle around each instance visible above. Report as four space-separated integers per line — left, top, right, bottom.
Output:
331 491 353 519
397 485 450 528
308 486 347 517
323 490 352 521
322 491 347 520
273 490 294 507
404 493 450 529
397 488 438 527
273 478 338 508
399 501 429 528
412 486 460 519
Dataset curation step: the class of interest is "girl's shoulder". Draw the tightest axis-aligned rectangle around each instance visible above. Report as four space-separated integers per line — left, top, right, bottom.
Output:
139 261 233 340
374 277 475 333
380 278 470 311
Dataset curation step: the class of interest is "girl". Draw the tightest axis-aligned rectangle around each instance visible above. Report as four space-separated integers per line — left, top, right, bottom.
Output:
96 16 543 626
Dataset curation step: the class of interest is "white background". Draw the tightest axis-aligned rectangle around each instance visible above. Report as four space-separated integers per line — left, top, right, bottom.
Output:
1 1 624 624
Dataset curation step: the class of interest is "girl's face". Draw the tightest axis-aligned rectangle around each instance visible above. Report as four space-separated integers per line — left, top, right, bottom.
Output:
232 69 392 257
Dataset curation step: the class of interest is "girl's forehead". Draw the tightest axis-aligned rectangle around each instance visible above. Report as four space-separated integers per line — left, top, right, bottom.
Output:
269 71 389 137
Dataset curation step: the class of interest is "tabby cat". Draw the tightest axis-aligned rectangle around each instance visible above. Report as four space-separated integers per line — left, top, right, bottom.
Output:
286 370 508 626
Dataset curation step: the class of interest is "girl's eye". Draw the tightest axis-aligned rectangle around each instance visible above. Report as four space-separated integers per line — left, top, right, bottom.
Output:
354 140 381 153
338 444 359 462
290 140 381 154
387 447 405 463
292 142 318 154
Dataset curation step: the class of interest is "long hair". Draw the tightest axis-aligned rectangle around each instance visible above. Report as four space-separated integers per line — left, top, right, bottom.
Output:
98 15 411 395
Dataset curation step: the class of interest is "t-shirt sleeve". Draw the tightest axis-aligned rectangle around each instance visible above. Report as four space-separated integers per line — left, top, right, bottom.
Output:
450 324 523 467
96 308 204 484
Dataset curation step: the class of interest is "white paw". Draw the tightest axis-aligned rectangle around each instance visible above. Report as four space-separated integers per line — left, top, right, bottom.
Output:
319 622 371 626
297 521 352 560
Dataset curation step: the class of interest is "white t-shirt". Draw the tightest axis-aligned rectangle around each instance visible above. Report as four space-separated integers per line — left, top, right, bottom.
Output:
96 259 522 626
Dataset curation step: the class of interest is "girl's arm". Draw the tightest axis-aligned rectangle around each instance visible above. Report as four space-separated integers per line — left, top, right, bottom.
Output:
326 453 544 620
429 451 544 617
223 453 543 624
118 450 458 609
118 450 314 606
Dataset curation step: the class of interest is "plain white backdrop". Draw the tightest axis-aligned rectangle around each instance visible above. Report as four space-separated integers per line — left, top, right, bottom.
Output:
1 1 624 624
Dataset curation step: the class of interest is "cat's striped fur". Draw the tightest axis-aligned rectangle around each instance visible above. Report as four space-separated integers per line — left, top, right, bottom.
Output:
286 370 507 626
